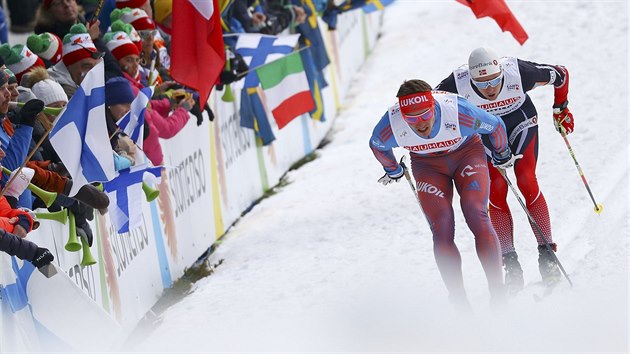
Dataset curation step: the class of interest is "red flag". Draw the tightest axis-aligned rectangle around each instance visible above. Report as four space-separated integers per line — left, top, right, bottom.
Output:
456 0 528 45
171 0 225 107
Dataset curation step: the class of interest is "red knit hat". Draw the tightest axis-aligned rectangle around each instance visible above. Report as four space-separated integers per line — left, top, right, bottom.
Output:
62 24 98 67
115 0 147 9
121 8 156 31
104 31 140 61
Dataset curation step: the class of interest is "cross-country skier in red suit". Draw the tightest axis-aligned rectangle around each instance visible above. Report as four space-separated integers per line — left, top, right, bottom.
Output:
435 48 573 293
370 79 518 311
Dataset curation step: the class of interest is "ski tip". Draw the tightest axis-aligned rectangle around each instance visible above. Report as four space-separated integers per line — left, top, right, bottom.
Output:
594 204 604 215
38 264 58 278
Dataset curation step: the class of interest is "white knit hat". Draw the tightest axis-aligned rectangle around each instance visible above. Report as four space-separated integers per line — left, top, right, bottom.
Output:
32 79 68 105
468 47 501 79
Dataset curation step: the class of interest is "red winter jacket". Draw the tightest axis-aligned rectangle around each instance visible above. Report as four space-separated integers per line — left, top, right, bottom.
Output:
0 196 34 233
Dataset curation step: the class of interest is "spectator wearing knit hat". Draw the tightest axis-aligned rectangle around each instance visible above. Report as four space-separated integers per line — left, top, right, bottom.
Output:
0 69 46 207
105 77 137 169
111 20 143 55
3 68 18 104
35 0 123 82
0 45 46 85
104 29 141 88
115 0 153 17
111 8 171 86
48 24 102 98
110 8 157 64
26 32 63 67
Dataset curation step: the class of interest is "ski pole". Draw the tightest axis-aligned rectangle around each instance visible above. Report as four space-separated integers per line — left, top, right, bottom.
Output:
399 156 433 229
560 132 603 214
499 170 573 287
399 156 421 211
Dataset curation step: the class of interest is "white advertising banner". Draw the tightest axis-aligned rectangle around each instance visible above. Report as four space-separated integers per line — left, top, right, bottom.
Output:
0 9 383 352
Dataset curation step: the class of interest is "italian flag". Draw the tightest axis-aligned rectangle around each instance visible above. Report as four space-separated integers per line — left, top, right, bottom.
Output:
256 51 315 129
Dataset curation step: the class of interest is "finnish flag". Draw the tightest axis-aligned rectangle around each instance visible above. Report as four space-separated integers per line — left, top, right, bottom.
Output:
49 61 115 196
103 164 162 234
116 86 153 149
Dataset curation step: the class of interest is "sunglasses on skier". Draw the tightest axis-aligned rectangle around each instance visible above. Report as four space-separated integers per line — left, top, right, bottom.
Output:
402 108 434 124
471 72 503 89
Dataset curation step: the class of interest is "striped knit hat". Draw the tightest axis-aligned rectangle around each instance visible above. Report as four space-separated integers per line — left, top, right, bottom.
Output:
110 20 142 54
62 24 98 67
0 44 45 84
115 0 147 9
104 30 140 62
27 32 63 64
111 7 156 31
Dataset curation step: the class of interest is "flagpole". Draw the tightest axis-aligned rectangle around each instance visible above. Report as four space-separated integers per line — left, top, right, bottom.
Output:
234 45 312 80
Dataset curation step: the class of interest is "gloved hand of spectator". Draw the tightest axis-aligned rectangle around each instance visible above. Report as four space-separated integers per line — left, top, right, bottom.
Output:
77 224 93 247
492 149 522 169
31 247 54 268
5 167 34 199
176 95 195 112
377 164 405 185
552 101 574 135
16 99 44 127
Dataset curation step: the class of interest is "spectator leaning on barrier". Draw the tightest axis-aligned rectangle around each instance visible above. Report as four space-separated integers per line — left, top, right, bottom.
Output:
105 77 137 169
110 7 164 85
0 145 53 269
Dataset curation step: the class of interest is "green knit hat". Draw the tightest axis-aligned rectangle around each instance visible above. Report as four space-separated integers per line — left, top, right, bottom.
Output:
0 44 45 83
26 32 63 63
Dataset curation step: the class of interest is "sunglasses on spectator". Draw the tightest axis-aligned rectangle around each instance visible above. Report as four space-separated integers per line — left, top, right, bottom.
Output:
138 30 157 39
471 73 503 89
77 43 105 60
403 108 433 124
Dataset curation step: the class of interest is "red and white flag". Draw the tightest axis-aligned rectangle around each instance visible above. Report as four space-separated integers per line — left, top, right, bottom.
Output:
457 0 528 45
171 0 225 107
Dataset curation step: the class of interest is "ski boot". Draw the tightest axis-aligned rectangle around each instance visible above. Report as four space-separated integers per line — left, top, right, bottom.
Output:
538 244 561 286
502 251 524 295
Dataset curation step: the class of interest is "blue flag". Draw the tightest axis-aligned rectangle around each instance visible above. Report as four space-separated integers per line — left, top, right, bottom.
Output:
234 33 300 88
240 88 275 145
103 164 162 234
49 61 115 196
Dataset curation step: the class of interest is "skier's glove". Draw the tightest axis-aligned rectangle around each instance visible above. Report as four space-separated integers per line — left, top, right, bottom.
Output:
377 165 405 185
552 101 574 135
492 149 522 170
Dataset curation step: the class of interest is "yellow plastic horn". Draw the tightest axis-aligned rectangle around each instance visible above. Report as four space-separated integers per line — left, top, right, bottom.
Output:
65 211 81 252
142 182 160 202
79 232 96 266
1 167 57 207
34 208 68 224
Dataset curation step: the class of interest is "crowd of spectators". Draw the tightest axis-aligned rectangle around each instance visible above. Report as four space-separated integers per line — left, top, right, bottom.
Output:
0 0 364 271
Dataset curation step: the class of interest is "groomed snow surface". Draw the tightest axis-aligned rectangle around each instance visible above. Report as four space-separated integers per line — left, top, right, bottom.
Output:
129 1 629 352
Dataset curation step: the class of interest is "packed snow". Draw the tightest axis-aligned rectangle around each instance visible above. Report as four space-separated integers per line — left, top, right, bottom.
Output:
129 1 628 352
